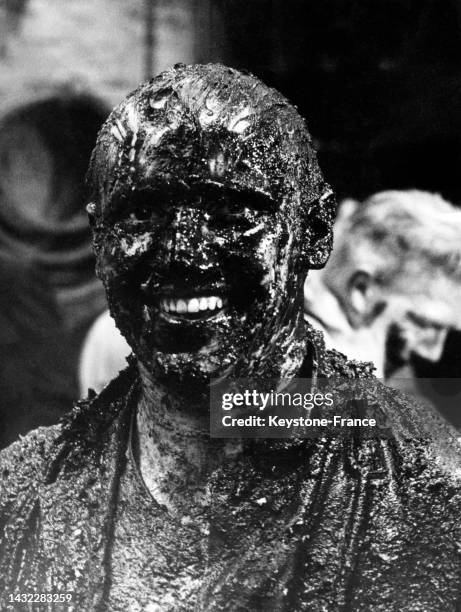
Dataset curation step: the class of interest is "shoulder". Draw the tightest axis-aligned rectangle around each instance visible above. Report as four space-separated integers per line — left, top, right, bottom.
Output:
308 323 375 379
311 328 461 479
1 361 137 500
371 380 461 479
0 425 64 566
0 425 62 501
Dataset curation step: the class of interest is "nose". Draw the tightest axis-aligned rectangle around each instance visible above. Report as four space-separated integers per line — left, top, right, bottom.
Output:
166 206 213 267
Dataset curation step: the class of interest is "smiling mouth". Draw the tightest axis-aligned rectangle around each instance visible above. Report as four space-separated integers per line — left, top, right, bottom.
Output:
156 295 228 322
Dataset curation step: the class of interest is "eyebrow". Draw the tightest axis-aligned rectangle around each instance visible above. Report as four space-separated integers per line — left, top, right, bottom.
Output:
110 181 276 212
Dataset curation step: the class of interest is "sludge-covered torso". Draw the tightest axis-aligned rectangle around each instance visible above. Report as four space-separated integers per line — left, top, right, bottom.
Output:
1 350 460 612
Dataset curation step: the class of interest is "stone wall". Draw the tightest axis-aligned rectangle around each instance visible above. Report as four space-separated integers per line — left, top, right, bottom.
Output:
0 0 197 113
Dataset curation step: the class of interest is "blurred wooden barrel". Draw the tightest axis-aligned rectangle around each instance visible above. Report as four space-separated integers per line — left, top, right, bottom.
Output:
0 94 109 334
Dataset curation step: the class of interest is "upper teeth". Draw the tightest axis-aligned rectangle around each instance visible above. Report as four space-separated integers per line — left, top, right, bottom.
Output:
161 296 225 314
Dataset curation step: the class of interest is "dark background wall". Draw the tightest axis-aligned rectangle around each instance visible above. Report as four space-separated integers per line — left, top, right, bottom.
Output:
209 0 461 203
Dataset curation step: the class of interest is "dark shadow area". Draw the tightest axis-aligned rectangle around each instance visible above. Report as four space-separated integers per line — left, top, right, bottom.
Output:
0 93 108 448
218 0 461 202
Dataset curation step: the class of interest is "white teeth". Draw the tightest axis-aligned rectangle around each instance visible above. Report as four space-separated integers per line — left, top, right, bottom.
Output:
187 298 200 313
176 299 187 313
160 296 226 314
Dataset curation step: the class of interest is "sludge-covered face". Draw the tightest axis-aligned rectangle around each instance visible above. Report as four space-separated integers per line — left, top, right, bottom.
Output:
87 64 335 382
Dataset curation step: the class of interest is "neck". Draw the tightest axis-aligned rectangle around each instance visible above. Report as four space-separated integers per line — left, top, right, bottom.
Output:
304 272 387 377
135 362 242 515
134 308 309 514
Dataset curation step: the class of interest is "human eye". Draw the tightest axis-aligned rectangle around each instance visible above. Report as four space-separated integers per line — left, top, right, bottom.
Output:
220 200 250 218
112 190 164 224
205 200 249 231
407 312 442 330
210 193 273 221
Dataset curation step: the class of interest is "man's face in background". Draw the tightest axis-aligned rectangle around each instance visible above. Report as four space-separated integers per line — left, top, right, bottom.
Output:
385 272 461 369
306 191 461 378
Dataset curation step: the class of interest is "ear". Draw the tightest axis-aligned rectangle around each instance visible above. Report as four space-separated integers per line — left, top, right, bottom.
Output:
346 270 382 327
86 201 97 229
411 327 448 362
304 187 336 269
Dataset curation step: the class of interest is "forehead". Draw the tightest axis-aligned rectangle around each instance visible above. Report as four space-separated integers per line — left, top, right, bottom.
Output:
90 70 322 215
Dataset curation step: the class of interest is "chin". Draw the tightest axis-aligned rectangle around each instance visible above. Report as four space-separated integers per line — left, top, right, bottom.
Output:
134 306 269 384
153 351 227 379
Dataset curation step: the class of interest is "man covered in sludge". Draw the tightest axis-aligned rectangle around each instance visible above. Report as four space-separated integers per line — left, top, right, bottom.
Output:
1 64 461 611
